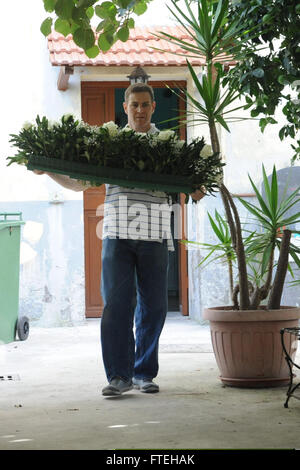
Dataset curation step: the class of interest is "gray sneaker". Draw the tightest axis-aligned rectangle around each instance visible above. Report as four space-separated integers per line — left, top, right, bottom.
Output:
102 377 133 396
132 377 159 393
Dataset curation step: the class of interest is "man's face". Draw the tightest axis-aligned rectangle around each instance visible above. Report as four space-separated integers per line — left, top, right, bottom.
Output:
123 91 156 133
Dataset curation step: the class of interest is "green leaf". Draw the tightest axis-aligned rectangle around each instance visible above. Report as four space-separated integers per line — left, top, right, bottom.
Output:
261 243 273 277
269 165 278 216
77 0 96 6
96 19 107 32
40 17 53 36
259 118 267 133
278 75 289 85
134 1 147 16
128 18 135 28
238 198 273 228
261 164 272 212
215 114 230 132
85 45 100 58
289 249 300 269
55 0 75 20
95 1 117 19
277 214 300 228
211 0 228 39
116 0 132 7
98 32 114 51
277 186 300 219
43 0 57 13
186 60 204 99
279 127 285 141
199 0 212 46
73 27 95 49
72 6 87 22
277 200 300 224
207 212 224 242
117 25 129 42
86 6 94 19
248 173 274 221
70 22 80 34
251 108 261 118
54 18 72 36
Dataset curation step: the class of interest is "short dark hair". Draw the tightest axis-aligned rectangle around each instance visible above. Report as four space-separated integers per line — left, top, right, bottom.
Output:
124 83 155 103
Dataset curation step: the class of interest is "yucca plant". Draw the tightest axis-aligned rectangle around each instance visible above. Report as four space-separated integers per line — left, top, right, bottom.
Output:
158 0 300 309
184 164 300 309
240 165 300 309
182 209 236 296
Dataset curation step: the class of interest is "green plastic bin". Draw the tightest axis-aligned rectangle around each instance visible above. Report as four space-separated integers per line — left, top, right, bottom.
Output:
0 212 29 344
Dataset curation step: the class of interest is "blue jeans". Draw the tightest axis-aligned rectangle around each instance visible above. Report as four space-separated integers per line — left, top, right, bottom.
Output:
100 238 169 382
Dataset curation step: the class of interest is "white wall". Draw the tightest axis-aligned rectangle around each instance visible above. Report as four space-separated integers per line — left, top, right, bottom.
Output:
0 0 82 203
221 99 297 193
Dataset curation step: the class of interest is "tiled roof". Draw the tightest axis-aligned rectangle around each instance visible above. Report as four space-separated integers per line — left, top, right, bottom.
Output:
48 26 211 67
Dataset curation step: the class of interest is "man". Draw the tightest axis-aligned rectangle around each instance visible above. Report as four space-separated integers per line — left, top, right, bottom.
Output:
35 83 204 396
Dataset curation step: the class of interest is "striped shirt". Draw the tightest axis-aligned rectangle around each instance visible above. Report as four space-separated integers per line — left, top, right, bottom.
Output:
103 124 174 251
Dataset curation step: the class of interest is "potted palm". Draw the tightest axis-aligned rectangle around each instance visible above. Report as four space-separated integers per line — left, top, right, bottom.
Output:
159 0 300 387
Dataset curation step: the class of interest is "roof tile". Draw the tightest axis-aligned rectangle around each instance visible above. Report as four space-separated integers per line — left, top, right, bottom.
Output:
47 25 208 67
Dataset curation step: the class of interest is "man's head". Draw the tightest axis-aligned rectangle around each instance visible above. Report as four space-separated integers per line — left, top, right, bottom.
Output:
123 83 156 133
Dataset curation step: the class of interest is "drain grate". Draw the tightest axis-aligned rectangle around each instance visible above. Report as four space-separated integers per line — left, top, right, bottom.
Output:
0 375 20 381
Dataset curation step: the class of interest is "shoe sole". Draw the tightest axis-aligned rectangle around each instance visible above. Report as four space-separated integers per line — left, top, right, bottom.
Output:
133 384 159 393
102 385 133 396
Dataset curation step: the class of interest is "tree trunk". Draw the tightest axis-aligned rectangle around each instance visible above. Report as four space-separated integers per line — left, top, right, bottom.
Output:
220 184 250 310
208 119 250 310
267 230 291 310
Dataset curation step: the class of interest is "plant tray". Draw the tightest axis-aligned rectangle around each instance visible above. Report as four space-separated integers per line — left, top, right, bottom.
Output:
26 156 194 194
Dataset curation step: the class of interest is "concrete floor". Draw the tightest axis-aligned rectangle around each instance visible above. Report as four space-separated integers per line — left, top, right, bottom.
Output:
0 312 299 450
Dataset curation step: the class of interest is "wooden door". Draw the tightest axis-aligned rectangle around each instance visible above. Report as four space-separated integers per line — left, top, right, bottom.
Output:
81 83 114 317
81 80 189 318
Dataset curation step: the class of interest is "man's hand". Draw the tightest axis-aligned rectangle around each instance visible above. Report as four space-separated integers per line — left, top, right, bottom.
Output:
190 187 206 201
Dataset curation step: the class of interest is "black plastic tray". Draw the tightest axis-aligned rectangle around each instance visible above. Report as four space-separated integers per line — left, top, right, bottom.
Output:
26 156 194 193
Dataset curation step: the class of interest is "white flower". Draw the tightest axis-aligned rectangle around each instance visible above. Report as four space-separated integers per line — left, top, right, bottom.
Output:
200 144 212 159
215 173 223 184
175 140 185 149
157 130 175 141
22 121 33 130
102 121 119 137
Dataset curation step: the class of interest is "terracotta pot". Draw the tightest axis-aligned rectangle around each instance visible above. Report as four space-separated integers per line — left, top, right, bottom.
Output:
203 306 300 388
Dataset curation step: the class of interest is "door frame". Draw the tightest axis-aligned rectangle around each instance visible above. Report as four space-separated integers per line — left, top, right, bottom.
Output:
81 79 189 316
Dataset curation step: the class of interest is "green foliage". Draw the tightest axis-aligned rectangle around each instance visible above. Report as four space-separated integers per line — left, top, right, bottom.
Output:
239 166 300 278
41 0 153 51
158 0 300 309
183 209 236 269
225 0 300 161
6 115 224 196
156 0 258 142
40 17 53 35
168 0 300 160
185 165 300 300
